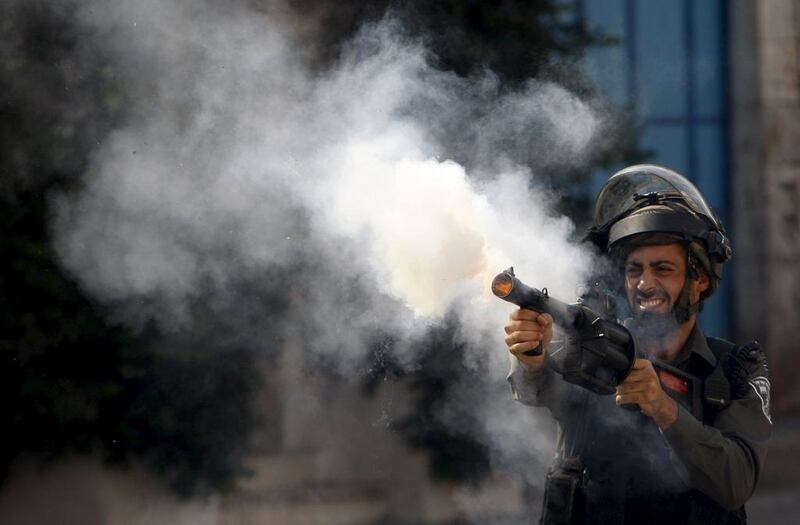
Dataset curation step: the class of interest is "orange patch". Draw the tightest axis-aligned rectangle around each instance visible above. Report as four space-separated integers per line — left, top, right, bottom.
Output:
659 369 689 395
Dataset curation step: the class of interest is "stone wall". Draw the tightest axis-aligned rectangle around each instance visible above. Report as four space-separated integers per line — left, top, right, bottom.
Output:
0 460 217 525
732 0 800 413
0 340 538 525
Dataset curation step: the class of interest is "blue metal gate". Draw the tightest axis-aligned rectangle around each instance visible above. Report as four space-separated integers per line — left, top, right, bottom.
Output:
578 0 730 337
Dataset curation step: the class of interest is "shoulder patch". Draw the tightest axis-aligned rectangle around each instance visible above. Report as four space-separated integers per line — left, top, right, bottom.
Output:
748 376 772 424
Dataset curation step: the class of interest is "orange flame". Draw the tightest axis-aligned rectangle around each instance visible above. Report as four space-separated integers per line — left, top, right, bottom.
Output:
491 274 513 297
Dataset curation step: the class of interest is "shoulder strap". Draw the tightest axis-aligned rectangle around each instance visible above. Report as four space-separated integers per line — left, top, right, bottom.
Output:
702 337 734 414
706 336 736 360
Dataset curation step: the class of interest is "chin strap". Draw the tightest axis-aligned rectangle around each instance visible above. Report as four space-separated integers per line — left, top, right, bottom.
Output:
673 250 702 324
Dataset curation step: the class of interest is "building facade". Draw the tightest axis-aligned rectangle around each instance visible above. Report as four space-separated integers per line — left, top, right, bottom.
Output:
580 0 800 412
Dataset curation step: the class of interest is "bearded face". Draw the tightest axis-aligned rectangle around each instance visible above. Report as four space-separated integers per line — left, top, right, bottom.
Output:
625 244 686 316
623 243 709 342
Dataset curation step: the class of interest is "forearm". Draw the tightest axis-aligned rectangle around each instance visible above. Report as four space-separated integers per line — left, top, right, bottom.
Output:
662 406 759 509
652 396 679 430
507 355 551 406
507 356 577 422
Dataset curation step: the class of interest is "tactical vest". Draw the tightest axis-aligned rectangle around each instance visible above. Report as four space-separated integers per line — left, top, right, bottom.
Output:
541 336 754 525
689 337 749 525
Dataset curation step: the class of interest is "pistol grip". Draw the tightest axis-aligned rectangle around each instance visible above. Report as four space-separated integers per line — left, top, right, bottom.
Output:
523 345 543 357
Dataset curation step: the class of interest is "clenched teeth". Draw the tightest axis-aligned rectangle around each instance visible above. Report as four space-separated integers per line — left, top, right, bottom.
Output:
638 297 666 309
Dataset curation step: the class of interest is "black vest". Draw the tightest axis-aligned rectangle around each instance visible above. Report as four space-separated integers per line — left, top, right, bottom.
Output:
553 337 747 525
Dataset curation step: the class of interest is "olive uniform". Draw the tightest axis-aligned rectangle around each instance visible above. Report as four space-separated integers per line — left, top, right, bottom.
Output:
505 164 771 523
508 324 772 524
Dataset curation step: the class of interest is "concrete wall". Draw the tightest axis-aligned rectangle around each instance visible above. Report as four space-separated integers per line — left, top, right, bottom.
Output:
731 0 800 413
0 331 536 525
0 460 217 525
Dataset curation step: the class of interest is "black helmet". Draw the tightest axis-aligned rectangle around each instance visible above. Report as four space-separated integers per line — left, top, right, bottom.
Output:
585 164 732 321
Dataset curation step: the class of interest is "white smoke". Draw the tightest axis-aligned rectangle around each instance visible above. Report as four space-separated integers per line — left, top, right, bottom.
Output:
57 0 595 331
52 0 603 510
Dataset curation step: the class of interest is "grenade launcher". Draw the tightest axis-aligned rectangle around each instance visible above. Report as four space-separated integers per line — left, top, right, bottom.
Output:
492 267 636 395
492 267 710 417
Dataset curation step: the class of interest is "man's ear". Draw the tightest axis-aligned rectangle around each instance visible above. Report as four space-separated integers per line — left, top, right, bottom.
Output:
695 268 710 293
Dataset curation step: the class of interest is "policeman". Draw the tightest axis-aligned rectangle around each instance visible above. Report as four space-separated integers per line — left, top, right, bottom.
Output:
504 165 772 524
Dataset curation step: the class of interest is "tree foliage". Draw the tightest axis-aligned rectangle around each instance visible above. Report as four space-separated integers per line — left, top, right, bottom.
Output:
0 1 261 496
1 0 645 495
298 0 604 81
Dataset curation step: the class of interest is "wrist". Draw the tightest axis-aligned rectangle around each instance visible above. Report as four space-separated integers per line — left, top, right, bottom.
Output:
518 358 546 373
653 397 679 430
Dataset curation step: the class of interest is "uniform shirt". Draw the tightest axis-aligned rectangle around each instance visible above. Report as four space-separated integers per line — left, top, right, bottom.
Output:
507 323 772 523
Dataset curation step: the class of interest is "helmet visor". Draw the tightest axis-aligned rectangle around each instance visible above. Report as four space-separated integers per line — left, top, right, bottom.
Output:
594 165 718 228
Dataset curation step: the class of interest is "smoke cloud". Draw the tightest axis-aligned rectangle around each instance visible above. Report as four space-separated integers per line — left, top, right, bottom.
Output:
49 0 605 509
56 0 595 341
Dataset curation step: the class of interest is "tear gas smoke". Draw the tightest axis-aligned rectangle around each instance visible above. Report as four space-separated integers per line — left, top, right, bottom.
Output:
55 0 596 348
50 0 604 500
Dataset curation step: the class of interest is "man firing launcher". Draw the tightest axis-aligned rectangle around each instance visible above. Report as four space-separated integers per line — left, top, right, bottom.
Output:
503 165 771 524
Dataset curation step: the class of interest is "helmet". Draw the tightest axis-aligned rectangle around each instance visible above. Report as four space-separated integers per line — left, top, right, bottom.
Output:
585 164 732 322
